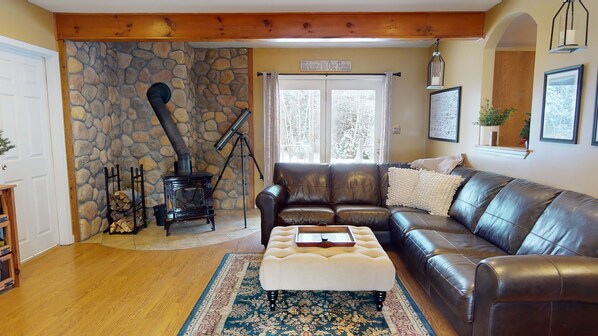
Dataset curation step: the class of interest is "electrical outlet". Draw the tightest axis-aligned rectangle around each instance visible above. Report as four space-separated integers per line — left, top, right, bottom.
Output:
392 125 401 134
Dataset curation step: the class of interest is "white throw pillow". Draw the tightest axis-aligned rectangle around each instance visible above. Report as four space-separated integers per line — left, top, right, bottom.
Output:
409 170 464 217
386 168 419 206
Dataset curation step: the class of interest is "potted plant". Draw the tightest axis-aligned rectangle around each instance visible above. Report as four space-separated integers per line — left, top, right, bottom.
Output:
520 113 531 149
0 131 15 156
474 99 517 146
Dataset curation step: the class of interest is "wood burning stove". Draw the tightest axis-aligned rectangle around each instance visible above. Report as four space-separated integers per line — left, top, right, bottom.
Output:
163 172 215 236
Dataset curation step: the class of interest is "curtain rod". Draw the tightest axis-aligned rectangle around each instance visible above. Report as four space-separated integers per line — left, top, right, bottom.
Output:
257 72 401 77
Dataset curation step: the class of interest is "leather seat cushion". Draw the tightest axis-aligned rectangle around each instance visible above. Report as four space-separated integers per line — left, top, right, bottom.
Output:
278 206 335 226
334 205 390 231
404 230 507 270
427 254 485 323
386 206 427 215
391 212 470 240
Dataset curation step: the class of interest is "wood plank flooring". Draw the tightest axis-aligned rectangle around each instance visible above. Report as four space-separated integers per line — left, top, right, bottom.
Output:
0 232 457 336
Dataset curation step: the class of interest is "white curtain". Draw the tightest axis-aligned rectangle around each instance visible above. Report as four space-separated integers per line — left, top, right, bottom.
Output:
262 72 280 187
378 72 393 163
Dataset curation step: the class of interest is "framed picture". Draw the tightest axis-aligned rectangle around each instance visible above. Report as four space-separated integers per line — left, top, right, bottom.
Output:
540 64 584 144
428 86 461 142
593 70 598 146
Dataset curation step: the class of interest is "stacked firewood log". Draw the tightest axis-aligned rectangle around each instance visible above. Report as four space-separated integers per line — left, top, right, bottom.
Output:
109 189 142 233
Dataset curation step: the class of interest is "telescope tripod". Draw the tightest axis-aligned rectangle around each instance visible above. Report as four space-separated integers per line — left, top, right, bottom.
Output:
213 132 264 228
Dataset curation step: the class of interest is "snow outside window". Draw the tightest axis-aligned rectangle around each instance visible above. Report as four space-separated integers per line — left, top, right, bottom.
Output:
278 75 384 164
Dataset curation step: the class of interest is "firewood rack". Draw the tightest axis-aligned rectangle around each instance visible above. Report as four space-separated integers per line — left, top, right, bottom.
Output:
103 164 147 234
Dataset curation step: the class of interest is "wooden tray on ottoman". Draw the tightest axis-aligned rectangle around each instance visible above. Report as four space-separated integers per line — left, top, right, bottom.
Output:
295 226 356 248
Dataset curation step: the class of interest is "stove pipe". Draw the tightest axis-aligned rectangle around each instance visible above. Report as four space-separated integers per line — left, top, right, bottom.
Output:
147 82 191 175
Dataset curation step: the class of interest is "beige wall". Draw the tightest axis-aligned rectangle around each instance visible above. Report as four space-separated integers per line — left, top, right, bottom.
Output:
0 0 56 50
252 48 430 191
427 0 598 197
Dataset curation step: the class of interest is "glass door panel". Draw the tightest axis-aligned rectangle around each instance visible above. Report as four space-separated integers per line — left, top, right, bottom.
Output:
279 89 322 163
330 89 377 163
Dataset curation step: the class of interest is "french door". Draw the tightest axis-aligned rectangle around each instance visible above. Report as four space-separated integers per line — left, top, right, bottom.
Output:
278 75 384 164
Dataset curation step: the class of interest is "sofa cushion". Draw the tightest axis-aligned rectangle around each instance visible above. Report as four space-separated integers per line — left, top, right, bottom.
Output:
450 167 480 198
334 205 390 231
386 168 420 206
273 163 330 205
404 230 507 272
408 170 464 216
386 205 427 215
517 191 598 257
378 163 412 204
474 179 561 255
427 254 485 323
449 171 513 232
278 206 335 226
391 212 470 240
331 163 380 205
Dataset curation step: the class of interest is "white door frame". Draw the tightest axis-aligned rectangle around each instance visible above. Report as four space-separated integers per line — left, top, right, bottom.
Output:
0 35 74 245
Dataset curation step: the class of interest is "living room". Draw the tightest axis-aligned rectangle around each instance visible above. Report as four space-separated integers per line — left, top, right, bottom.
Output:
0 0 597 335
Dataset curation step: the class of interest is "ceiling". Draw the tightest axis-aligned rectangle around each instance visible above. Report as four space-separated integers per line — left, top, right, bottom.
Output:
30 0 501 14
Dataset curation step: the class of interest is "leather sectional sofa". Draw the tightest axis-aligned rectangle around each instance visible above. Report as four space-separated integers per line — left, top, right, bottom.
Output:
256 162 598 335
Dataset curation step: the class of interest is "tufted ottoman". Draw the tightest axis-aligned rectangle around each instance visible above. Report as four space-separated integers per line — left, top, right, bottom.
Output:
259 226 396 311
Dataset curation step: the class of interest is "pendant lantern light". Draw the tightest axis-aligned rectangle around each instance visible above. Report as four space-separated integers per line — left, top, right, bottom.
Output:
549 0 589 53
427 39 445 90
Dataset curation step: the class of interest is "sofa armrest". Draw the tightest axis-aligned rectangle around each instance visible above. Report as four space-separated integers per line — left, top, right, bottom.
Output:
256 184 289 246
474 255 598 335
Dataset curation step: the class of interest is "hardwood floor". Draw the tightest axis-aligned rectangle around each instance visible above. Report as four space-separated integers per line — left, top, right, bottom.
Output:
0 232 457 336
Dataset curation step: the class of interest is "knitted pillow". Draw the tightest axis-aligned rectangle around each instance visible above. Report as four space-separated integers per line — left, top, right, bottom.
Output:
386 168 419 206
409 170 464 216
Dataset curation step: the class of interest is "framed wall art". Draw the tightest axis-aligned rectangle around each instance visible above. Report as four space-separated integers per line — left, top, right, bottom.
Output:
593 70 598 146
428 86 461 143
540 64 584 144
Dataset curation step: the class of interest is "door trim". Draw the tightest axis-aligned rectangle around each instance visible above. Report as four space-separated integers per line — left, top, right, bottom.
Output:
0 35 74 246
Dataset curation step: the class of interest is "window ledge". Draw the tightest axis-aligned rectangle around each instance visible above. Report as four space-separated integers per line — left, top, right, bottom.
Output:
476 145 531 159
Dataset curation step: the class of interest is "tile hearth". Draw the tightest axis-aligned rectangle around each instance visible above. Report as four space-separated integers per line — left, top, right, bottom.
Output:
83 209 260 250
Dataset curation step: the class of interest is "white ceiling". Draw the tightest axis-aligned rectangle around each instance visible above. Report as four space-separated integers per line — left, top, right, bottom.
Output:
30 0 501 14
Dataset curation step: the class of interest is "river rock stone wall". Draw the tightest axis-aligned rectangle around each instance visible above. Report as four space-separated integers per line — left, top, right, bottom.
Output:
66 41 249 240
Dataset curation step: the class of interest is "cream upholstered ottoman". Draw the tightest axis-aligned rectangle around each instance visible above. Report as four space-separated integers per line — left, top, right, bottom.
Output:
259 226 396 311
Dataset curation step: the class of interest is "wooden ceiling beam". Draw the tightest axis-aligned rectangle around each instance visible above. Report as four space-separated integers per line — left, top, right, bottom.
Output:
55 12 485 41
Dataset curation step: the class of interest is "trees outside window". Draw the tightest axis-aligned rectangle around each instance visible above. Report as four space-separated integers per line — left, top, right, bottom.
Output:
278 75 383 163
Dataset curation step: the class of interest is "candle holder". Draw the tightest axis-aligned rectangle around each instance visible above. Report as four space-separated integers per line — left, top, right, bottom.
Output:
549 0 589 53
427 39 445 90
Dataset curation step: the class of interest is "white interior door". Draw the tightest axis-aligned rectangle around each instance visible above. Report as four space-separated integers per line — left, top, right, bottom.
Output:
0 47 59 261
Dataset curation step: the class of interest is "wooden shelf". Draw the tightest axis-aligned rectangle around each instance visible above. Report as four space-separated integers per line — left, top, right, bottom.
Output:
476 145 531 159
0 185 19 291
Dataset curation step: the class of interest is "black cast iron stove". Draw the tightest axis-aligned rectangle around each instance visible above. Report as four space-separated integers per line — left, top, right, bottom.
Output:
148 82 215 236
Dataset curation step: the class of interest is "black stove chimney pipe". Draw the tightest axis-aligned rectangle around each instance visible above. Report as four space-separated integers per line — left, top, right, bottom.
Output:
147 83 191 175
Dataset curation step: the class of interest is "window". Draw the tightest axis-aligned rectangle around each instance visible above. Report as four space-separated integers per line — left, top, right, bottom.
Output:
278 75 384 163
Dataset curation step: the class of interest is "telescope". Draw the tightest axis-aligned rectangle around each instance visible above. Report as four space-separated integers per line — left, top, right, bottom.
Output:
214 109 252 151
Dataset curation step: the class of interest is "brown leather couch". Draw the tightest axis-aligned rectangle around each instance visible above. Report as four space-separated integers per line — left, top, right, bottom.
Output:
256 163 598 335
256 162 413 246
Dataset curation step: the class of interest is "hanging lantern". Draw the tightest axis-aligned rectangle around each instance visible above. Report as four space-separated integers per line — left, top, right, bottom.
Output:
427 39 445 90
549 0 589 53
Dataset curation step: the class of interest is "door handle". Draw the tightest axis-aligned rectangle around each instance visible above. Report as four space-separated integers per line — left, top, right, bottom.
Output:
1 165 6 171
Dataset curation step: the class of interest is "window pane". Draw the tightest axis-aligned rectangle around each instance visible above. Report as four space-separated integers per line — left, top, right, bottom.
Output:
279 90 321 163
330 90 376 163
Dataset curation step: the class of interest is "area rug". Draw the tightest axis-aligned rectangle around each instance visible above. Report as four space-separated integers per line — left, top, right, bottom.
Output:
179 253 435 336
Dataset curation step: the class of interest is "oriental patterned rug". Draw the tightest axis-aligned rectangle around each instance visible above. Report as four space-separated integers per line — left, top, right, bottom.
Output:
179 253 435 336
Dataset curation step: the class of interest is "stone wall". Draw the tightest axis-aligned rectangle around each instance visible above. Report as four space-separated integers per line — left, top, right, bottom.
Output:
66 41 250 240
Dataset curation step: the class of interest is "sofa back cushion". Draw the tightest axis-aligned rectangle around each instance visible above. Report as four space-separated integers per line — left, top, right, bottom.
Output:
517 191 598 257
273 163 330 205
474 179 561 255
331 163 380 205
449 171 513 232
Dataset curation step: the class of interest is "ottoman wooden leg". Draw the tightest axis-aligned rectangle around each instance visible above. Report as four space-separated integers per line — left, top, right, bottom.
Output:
374 291 386 311
267 290 278 311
